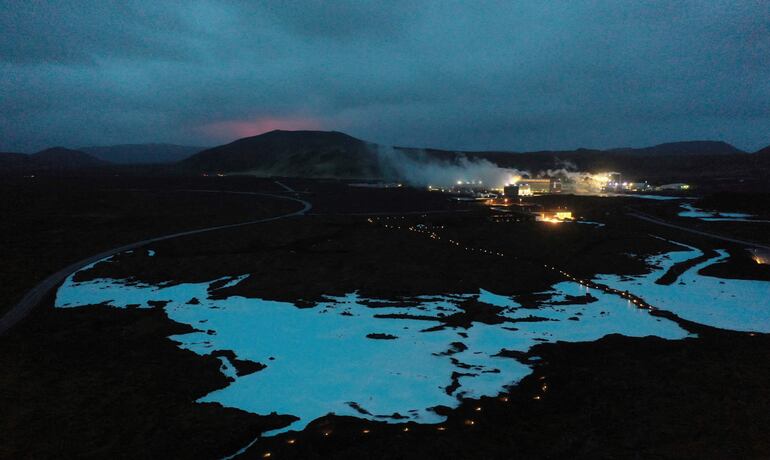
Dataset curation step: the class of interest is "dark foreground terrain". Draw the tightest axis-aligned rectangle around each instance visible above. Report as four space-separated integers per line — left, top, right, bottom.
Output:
1 176 769 459
0 176 297 314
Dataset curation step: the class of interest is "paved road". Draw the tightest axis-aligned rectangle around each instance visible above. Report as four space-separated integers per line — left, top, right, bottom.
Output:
628 209 770 250
272 180 296 193
0 190 312 336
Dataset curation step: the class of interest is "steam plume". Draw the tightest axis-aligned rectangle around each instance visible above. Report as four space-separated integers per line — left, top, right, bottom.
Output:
372 145 616 194
374 146 526 188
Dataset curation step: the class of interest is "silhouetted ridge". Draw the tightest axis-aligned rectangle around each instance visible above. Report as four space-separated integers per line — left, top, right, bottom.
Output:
32 147 104 167
81 143 203 164
182 130 382 178
179 130 763 182
636 141 745 156
0 147 107 174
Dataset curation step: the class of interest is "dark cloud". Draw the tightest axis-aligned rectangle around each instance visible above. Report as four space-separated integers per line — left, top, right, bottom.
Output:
1 0 768 152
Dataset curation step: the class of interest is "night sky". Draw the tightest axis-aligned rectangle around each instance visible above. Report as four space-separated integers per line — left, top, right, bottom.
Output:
1 1 768 153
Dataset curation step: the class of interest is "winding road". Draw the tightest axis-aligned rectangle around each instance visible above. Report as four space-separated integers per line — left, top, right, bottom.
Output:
628 209 770 250
0 189 312 336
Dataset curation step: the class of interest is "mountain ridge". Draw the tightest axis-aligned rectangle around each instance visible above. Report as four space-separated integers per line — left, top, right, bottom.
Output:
0 147 106 174
3 131 768 182
181 130 760 181
80 143 203 164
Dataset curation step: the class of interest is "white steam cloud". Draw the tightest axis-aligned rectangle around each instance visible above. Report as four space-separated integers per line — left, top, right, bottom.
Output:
374 146 525 188
373 145 616 194
539 168 613 194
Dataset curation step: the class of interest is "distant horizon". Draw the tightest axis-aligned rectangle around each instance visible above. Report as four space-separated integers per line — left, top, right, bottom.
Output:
7 129 767 155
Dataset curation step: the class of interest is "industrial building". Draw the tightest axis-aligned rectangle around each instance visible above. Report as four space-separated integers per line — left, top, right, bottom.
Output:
538 209 573 222
517 178 562 196
486 199 573 224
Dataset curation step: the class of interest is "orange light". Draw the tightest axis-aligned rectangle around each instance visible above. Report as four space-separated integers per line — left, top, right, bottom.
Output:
287 439 296 445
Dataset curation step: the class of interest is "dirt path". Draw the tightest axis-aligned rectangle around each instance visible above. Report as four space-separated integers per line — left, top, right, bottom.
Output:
0 190 312 336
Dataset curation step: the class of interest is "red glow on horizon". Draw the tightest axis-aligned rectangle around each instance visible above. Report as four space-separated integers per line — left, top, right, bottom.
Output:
199 116 324 140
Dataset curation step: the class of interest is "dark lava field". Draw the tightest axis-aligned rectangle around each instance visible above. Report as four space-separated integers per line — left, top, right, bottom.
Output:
1 176 770 459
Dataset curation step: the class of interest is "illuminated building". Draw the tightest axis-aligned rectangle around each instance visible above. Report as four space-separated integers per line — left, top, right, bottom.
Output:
601 172 622 191
514 178 562 195
518 179 553 195
538 209 573 222
749 248 769 265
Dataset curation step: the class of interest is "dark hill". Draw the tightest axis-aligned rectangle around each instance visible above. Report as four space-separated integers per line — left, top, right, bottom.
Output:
458 141 755 182
181 130 382 178
32 147 106 170
81 143 203 164
756 145 770 155
0 148 108 175
179 130 767 183
633 141 744 156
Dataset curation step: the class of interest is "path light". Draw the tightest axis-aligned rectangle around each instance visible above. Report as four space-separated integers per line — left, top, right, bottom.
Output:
322 430 331 437
475 406 482 412
362 429 370 434
533 395 541 400
464 419 476 426
403 426 410 432
374 213 660 318
286 439 296 445
499 396 509 402
437 426 447 431
262 453 271 458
